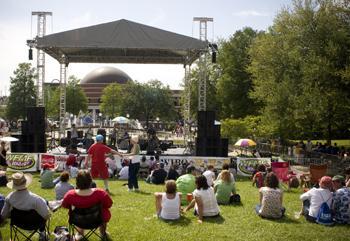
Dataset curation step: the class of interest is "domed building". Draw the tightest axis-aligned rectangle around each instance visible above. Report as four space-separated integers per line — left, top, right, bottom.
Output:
80 66 132 117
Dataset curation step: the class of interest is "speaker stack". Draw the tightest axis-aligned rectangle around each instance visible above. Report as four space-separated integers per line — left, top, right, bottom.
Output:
11 107 47 153
195 111 228 157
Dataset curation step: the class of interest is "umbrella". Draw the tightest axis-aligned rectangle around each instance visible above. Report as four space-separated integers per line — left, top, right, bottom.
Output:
112 116 130 124
234 138 256 147
0 136 19 142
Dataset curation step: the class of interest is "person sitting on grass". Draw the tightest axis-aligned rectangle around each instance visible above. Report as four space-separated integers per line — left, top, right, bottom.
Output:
203 165 215 187
216 163 235 183
62 170 113 240
214 170 238 205
252 164 266 188
255 172 285 219
118 161 129 180
331 175 350 224
55 171 74 200
184 175 220 223
166 164 179 181
154 180 182 221
146 163 168 184
176 165 197 204
41 163 59 189
300 176 333 222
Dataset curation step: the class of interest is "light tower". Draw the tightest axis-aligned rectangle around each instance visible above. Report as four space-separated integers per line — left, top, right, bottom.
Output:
193 17 213 111
28 11 52 107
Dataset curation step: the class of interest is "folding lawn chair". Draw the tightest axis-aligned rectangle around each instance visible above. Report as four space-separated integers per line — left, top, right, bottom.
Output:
309 164 328 187
68 203 107 241
10 208 50 241
271 161 290 190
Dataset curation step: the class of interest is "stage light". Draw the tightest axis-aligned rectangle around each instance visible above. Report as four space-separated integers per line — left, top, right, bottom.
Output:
28 48 33 60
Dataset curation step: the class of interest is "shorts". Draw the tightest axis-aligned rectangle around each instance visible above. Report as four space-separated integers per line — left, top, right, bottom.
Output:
90 162 109 179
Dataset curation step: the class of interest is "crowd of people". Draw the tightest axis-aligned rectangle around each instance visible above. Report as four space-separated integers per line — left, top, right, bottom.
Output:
0 133 349 240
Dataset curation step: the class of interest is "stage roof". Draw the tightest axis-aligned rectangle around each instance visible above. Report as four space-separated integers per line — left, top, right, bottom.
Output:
36 19 207 65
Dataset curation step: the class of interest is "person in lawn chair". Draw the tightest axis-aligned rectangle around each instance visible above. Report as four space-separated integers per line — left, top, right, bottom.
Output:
0 172 50 239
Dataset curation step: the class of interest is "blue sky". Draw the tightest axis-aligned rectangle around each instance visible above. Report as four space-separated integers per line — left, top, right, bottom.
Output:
0 0 292 95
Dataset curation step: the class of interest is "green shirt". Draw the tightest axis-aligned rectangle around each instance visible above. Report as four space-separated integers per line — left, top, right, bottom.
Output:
176 174 196 203
214 179 236 204
41 170 55 189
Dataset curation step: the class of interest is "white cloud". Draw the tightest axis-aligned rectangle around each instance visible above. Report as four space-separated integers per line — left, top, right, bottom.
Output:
232 10 270 17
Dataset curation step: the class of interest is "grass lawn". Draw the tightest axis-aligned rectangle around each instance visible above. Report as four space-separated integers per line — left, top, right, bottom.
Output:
0 174 348 241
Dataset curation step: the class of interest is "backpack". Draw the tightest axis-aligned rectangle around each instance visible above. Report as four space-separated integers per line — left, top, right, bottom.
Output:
316 193 334 226
53 226 70 241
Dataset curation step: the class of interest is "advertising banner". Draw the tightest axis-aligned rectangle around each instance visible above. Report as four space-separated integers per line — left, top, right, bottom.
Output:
40 154 56 169
6 153 38 172
236 158 271 177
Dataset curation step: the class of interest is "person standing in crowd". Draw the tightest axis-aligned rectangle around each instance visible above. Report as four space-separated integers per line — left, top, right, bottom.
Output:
154 180 182 221
0 172 50 239
123 136 141 191
84 124 94 150
70 124 79 145
332 175 350 224
86 134 121 193
300 176 333 222
255 172 285 219
184 175 220 223
0 141 8 170
62 170 113 240
109 125 118 148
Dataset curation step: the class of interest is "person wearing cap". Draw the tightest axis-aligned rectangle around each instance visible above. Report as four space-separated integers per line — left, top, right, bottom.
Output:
86 134 122 193
0 172 50 224
122 135 141 191
300 176 333 222
332 175 350 224
176 165 197 204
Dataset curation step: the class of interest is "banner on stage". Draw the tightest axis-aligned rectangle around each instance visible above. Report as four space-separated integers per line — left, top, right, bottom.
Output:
40 154 56 169
6 153 38 172
236 158 271 177
157 156 230 170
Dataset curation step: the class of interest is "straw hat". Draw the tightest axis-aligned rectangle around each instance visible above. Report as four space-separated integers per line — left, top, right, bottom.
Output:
131 135 139 143
7 172 32 190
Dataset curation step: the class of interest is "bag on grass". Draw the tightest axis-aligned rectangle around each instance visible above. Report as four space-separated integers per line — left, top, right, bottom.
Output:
316 194 333 226
53 226 70 241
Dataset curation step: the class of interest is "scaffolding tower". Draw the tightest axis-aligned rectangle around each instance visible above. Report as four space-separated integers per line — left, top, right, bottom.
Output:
193 17 213 111
31 11 52 107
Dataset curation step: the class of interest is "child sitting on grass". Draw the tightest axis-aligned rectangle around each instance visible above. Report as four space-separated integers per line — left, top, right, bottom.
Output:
55 171 74 200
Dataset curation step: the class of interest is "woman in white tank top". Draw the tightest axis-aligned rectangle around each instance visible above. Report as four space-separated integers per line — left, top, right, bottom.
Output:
155 180 182 220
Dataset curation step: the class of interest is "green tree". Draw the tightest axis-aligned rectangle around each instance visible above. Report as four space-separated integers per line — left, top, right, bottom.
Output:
6 63 36 119
248 0 350 141
216 28 261 119
100 83 123 118
45 84 60 119
66 76 88 116
120 80 176 127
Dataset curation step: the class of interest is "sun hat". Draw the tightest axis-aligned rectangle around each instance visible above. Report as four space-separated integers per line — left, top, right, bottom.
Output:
130 135 139 143
7 172 32 190
319 176 332 189
332 175 345 182
96 134 104 142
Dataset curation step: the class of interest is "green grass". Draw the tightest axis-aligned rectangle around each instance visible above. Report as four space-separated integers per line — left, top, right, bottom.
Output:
0 175 349 241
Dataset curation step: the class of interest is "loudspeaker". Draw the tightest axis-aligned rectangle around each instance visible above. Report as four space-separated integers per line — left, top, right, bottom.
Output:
27 107 45 133
220 138 229 157
11 135 23 153
21 121 29 135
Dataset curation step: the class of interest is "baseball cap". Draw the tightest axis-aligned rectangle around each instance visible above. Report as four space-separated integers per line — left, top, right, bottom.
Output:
96 134 104 142
332 175 345 182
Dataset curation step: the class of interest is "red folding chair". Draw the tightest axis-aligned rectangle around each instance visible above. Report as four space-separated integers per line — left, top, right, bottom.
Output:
271 162 290 190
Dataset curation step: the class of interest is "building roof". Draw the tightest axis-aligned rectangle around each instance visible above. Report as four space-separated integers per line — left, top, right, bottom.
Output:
81 66 131 84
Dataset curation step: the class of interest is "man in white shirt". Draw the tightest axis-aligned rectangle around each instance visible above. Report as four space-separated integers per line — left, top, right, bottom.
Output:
202 165 215 186
300 176 333 222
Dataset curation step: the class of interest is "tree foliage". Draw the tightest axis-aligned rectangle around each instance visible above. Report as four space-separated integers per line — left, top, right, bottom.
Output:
6 63 36 119
248 0 350 141
45 76 88 119
216 28 261 119
100 83 123 118
100 80 176 126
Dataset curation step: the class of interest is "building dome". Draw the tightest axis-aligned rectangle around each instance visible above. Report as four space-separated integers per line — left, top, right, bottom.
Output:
81 66 131 84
